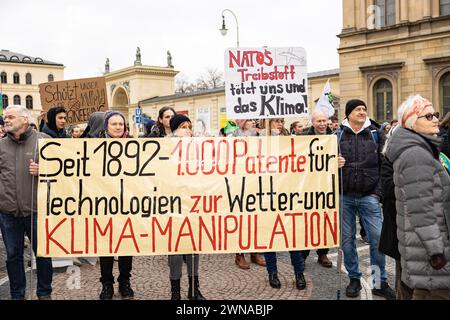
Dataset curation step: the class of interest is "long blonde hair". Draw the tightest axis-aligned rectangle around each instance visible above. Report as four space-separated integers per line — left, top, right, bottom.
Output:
259 118 289 136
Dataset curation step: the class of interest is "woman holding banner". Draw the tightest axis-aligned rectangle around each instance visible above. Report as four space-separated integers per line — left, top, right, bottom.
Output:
260 118 307 290
166 114 206 300
97 111 135 300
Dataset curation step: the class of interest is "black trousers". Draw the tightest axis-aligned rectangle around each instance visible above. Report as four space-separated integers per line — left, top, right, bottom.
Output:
99 256 133 285
301 248 330 259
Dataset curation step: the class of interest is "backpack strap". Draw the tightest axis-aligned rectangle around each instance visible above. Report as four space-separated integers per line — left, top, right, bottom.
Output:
337 127 344 143
369 129 379 144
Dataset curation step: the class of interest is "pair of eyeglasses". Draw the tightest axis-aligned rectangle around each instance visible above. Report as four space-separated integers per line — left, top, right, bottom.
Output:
417 112 439 121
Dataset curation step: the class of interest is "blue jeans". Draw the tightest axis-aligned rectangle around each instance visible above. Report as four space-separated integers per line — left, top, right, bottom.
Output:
0 213 53 299
342 195 387 284
264 251 305 275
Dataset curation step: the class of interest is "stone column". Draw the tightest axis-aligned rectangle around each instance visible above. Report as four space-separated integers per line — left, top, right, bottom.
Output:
400 0 408 22
343 0 356 30
358 0 367 29
423 0 431 18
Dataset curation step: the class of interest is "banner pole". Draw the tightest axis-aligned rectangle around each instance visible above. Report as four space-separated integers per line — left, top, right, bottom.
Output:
29 185 34 301
191 254 195 299
29 137 40 300
336 141 344 300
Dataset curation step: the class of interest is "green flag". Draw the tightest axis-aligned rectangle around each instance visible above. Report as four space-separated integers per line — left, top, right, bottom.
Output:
223 121 238 135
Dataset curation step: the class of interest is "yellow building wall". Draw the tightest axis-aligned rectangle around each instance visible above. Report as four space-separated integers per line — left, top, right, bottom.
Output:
0 62 64 124
339 0 450 121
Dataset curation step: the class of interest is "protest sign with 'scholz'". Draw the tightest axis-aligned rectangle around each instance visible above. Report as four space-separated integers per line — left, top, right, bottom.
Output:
38 76 108 125
37 136 340 257
224 47 309 120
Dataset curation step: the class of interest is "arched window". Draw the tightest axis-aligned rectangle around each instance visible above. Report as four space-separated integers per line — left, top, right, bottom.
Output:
1 72 6 83
376 0 396 27
26 95 33 109
48 74 54 82
440 71 450 116
13 95 21 105
373 79 393 122
26 73 32 85
1 94 8 108
441 0 450 16
13 72 20 84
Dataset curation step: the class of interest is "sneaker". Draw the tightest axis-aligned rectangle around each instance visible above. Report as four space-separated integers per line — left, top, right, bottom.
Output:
119 280 134 299
346 278 362 298
73 258 82 267
38 295 52 300
372 282 396 300
99 283 114 300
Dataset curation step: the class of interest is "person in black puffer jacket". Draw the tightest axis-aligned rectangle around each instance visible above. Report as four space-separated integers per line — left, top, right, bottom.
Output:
338 99 396 300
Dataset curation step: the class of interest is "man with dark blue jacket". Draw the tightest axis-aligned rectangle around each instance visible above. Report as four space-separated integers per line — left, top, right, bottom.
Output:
338 99 395 300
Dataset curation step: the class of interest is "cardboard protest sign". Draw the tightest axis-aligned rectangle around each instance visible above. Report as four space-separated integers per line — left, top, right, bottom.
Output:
39 76 109 125
224 47 308 120
37 136 339 257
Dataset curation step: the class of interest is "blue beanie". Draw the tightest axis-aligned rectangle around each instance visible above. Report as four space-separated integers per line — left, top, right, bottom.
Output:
104 111 126 129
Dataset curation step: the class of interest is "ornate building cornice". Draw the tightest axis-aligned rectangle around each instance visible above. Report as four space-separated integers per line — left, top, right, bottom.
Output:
105 65 178 81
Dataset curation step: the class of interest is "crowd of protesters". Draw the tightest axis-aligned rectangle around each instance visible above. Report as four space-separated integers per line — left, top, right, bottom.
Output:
0 95 449 301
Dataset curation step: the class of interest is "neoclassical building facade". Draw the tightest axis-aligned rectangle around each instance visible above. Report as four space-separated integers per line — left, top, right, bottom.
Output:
0 50 64 121
339 0 450 122
105 64 178 136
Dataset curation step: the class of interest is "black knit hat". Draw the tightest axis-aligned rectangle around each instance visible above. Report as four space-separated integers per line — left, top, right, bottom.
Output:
345 99 367 118
170 114 191 133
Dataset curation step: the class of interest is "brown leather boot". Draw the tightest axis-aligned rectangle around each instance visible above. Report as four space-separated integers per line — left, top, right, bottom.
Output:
250 253 266 266
235 254 250 269
317 254 333 268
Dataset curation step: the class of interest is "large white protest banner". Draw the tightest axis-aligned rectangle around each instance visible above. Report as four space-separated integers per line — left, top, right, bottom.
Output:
224 47 308 120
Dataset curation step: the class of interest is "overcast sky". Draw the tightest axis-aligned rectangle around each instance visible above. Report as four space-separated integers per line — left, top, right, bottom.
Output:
1 0 342 82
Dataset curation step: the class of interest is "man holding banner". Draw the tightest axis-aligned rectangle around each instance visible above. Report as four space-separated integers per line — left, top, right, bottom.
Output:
0 105 53 300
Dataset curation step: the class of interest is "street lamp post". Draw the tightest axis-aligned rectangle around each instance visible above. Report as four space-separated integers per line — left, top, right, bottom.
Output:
220 9 240 48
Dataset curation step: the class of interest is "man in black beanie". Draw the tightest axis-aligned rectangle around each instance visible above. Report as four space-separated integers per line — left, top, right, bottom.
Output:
345 99 367 118
337 99 396 300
